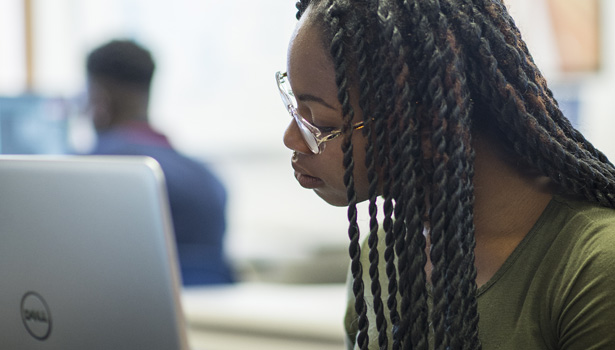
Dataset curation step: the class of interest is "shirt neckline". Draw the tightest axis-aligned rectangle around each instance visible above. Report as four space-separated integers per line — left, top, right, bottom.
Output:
476 196 559 297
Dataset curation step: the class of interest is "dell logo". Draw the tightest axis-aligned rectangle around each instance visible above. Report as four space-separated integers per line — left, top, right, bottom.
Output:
23 309 49 323
21 292 52 340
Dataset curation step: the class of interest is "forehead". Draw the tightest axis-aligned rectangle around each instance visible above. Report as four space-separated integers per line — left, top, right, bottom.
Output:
286 9 337 98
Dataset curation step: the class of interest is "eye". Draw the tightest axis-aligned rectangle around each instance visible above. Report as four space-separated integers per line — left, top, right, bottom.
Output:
314 125 337 133
297 105 340 132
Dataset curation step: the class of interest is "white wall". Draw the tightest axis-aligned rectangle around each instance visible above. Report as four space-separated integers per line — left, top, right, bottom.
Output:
0 0 26 94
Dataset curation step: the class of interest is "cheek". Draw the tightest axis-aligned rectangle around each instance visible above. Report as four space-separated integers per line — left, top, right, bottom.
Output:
307 145 350 206
323 135 372 203
318 149 347 187
312 135 373 206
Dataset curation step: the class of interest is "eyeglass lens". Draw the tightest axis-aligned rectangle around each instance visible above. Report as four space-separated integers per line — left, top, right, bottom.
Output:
292 110 320 153
278 71 321 154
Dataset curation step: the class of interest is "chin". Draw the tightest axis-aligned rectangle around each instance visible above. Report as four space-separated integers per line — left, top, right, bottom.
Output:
314 189 369 207
314 190 348 207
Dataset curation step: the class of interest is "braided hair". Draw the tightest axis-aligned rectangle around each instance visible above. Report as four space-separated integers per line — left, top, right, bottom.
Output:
294 0 615 349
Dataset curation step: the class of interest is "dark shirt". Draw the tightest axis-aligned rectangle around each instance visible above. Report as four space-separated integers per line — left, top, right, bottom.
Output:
90 122 234 285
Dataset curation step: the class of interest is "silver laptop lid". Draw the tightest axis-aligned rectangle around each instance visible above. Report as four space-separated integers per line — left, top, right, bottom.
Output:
0 155 189 350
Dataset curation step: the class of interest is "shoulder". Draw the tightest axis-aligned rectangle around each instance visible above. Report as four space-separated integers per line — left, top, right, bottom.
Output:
546 196 615 349
545 196 615 290
477 195 615 349
548 196 615 261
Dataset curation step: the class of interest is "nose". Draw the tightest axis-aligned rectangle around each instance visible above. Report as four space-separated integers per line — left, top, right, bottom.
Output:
283 119 312 155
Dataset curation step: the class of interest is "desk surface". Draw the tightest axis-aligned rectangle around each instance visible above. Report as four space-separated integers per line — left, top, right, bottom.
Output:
182 283 347 349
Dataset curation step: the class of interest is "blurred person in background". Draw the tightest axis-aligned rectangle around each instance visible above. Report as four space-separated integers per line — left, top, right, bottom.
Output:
85 39 234 285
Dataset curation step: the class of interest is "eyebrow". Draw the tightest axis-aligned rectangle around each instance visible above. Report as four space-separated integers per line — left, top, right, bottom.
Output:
295 93 337 110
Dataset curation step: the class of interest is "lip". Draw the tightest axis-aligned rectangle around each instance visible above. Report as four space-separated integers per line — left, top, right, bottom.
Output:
292 163 324 189
295 171 324 189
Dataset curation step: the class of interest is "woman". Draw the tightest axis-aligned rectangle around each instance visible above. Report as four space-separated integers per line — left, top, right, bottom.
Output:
277 0 615 349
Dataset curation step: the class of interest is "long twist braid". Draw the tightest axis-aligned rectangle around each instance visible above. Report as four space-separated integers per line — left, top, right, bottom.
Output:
439 29 480 350
351 3 410 349
441 7 481 344
385 3 433 350
424 4 482 348
362 4 403 347
373 1 431 349
325 2 371 349
351 8 392 350
377 4 407 350
410 1 459 349
374 3 412 349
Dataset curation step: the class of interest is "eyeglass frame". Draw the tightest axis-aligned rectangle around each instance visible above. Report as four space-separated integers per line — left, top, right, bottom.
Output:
275 71 365 154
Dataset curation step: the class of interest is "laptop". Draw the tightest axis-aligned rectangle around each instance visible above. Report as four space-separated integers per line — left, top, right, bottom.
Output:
0 155 190 350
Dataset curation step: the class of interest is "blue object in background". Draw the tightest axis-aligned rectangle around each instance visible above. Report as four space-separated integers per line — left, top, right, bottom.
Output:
0 95 70 154
551 84 581 128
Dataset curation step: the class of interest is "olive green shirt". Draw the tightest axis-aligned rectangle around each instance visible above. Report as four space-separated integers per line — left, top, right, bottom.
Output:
345 196 615 349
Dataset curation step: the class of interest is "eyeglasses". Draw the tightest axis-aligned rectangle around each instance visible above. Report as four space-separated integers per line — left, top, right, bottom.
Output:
275 71 365 154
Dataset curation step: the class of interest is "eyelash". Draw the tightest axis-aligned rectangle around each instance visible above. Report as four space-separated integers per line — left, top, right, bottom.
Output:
315 125 336 133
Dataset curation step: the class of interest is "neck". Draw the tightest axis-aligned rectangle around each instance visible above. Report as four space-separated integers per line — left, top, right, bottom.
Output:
91 80 151 130
471 134 554 286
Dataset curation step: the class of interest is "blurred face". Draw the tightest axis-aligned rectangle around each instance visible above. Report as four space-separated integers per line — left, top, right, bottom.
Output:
282 8 370 206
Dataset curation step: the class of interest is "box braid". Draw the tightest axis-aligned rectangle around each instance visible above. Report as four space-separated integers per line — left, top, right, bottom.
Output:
294 1 615 350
